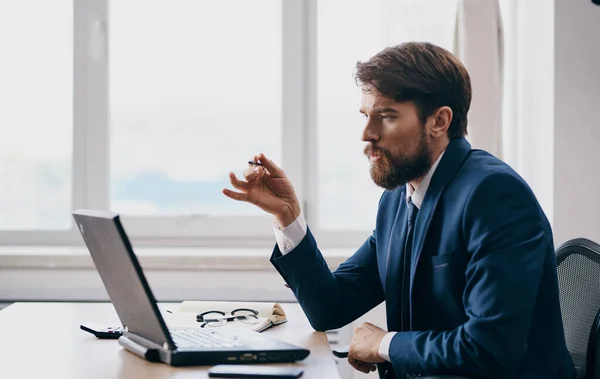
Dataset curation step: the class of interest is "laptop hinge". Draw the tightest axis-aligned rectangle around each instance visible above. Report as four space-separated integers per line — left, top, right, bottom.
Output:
118 335 162 362
126 330 169 349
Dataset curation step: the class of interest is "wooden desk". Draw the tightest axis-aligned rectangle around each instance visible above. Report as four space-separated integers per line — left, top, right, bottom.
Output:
0 302 341 379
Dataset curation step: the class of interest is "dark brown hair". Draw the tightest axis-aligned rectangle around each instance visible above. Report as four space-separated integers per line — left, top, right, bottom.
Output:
355 42 472 139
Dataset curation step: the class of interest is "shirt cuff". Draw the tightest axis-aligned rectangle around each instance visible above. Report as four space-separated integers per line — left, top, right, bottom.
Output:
272 212 307 255
378 332 396 362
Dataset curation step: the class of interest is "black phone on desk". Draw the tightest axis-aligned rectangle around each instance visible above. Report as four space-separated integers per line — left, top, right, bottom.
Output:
208 365 303 378
80 322 124 339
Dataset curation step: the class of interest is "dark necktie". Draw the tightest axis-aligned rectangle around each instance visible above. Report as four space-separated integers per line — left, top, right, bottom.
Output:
401 198 419 331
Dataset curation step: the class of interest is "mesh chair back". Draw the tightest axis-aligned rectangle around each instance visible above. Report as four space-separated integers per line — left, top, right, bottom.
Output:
556 238 600 379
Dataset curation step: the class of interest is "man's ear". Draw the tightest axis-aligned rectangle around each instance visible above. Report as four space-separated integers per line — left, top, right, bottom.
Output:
430 106 453 138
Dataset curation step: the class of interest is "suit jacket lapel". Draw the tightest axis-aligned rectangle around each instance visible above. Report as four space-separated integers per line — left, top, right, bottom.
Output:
408 138 473 324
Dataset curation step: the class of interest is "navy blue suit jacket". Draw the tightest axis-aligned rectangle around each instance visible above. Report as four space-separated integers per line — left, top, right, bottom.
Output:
271 138 575 378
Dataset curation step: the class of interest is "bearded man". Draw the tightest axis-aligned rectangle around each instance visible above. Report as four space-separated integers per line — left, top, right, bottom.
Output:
223 42 574 379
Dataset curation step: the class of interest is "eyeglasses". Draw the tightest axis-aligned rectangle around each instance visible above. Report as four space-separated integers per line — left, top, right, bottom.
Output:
196 308 259 328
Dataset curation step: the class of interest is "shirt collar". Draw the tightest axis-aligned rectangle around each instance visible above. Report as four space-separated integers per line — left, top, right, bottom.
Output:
406 150 445 209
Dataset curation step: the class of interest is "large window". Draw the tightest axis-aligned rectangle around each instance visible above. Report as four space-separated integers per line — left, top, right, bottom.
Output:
0 0 461 247
0 0 73 230
110 0 282 218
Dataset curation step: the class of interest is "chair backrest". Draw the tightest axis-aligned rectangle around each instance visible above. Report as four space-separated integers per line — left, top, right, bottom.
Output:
556 238 600 379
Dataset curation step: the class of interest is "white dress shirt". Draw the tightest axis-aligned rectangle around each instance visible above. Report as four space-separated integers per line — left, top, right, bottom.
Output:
272 151 445 362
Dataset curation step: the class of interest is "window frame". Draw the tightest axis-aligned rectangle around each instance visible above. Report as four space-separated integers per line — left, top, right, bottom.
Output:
2 0 462 249
0 0 102 246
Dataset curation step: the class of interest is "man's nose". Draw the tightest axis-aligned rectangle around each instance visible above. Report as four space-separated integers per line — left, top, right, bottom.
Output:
361 121 379 143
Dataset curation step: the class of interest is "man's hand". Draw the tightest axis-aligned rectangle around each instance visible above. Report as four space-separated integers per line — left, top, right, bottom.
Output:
222 153 301 228
348 322 387 374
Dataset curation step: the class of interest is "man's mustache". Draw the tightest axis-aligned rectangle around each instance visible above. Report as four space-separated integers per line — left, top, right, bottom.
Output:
363 144 389 157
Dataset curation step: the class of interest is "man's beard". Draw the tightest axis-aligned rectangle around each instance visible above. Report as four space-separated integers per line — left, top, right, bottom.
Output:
364 133 432 190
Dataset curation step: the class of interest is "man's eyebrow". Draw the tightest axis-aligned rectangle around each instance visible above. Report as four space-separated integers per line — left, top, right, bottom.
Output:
372 107 398 114
359 107 398 115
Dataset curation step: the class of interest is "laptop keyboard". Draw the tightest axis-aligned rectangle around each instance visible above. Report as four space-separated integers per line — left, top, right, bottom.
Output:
170 328 245 349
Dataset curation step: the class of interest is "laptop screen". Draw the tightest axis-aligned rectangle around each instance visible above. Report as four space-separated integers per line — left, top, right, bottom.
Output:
73 209 175 350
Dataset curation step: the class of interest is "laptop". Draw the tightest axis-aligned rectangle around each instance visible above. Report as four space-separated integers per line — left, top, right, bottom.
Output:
72 209 310 366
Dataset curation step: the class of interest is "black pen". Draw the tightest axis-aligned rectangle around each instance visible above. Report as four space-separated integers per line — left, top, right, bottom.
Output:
248 160 263 166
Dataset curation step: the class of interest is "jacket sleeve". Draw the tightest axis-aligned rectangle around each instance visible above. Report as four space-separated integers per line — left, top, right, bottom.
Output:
270 227 385 331
387 173 551 378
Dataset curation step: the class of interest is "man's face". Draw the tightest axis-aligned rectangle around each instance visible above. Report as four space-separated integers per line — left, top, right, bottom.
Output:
360 91 432 190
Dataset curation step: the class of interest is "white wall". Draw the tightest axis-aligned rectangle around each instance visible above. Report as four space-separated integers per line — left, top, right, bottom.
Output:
553 0 600 245
512 0 555 225
503 0 600 246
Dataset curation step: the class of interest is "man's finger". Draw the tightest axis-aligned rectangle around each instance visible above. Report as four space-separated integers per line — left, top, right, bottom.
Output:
360 362 376 372
229 172 249 190
257 153 284 177
348 357 369 374
350 361 373 373
243 166 261 182
348 356 376 374
222 188 249 202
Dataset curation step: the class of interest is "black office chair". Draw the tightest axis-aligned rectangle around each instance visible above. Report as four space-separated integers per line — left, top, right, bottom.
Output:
556 238 600 379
